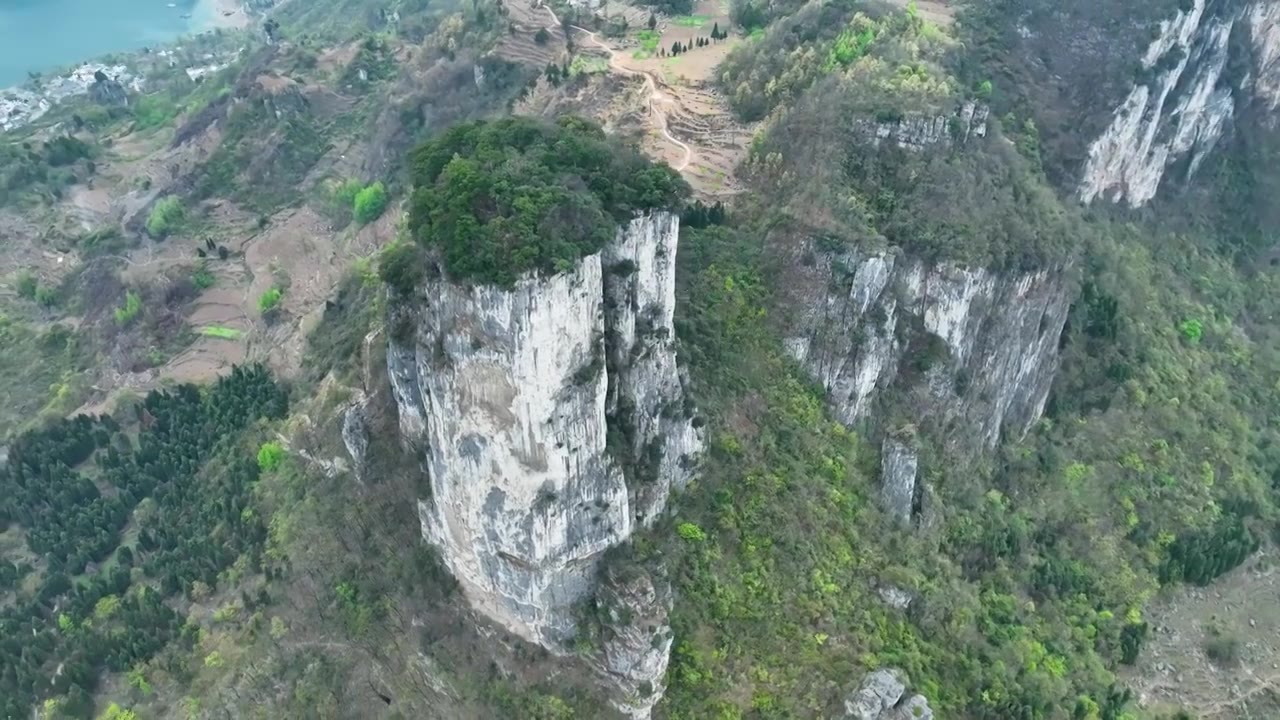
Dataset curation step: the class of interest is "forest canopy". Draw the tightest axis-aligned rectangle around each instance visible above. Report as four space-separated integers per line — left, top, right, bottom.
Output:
407 116 687 286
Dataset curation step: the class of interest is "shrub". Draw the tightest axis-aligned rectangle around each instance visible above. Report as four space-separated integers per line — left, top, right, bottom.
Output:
258 287 284 315
192 267 216 289
145 196 184 238
114 290 143 326
677 522 707 542
43 136 91 166
378 241 424 294
353 181 388 225
132 95 180 129
35 286 59 307
534 28 551 45
257 441 286 472
1204 625 1240 665
15 271 37 300
97 703 139 720
333 179 362 205
1179 318 1204 343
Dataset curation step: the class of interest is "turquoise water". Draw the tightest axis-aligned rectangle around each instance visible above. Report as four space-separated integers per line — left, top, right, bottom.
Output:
0 0 210 87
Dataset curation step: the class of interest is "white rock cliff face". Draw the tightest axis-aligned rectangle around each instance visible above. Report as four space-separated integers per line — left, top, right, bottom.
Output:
879 437 919 524
783 245 1071 450
843 668 934 720
859 100 990 150
386 212 700 661
1079 0 1280 206
603 213 701 527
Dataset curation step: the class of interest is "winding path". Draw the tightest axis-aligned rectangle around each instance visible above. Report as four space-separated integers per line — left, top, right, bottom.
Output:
541 4 694 172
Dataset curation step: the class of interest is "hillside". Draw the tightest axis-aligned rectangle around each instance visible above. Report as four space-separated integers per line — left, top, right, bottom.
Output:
2 0 1280 718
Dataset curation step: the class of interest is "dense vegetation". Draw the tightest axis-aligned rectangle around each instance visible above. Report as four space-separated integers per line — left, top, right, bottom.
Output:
730 2 1074 268
0 366 287 717
0 135 95 207
407 116 687 286
612 162 1276 717
5 0 1279 716
144 197 184 239
596 1 1280 717
0 320 89 437
719 0 955 122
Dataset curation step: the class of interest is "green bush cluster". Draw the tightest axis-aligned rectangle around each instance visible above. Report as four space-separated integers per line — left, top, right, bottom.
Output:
407 116 687 286
145 196 185 239
258 287 284 315
0 136 93 207
377 241 424 294
257 441 287 472
113 290 143 326
719 3 948 122
15 271 37 300
353 181 388 225
192 267 216 289
329 178 389 225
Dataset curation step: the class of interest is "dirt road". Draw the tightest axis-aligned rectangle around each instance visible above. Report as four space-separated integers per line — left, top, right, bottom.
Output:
540 4 693 172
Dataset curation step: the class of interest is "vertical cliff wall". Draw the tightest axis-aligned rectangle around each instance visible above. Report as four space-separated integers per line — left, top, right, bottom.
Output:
1079 0 1280 206
783 244 1071 453
603 213 700 528
386 211 700 655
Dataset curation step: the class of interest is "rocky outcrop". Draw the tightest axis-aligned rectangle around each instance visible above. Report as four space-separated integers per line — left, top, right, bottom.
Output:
88 71 129 107
387 211 699 651
844 669 934 720
877 585 913 610
860 100 989 150
595 564 673 719
783 244 1071 451
879 433 918 523
341 398 370 483
1080 0 1280 206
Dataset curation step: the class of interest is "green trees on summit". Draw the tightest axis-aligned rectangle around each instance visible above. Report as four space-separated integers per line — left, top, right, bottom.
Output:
407 116 687 286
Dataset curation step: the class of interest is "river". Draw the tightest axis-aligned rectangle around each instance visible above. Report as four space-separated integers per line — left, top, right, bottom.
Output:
0 0 234 87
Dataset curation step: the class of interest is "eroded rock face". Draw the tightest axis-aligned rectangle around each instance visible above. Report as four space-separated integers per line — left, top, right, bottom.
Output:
603 213 701 527
858 101 989 151
843 669 933 720
880 436 918 523
89 74 128 107
595 565 674 719
783 245 1071 450
341 398 370 482
387 211 699 651
1080 0 1280 206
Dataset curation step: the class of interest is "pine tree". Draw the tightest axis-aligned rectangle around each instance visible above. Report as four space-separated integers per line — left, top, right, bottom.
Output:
648 13 657 31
